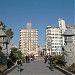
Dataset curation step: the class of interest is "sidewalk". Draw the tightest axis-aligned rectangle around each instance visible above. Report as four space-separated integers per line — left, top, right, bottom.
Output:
7 60 65 75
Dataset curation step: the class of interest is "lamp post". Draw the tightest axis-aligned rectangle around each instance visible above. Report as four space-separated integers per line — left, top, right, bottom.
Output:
6 41 9 59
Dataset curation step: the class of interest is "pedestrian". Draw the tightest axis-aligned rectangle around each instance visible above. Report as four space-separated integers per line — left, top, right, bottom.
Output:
16 58 22 73
32 55 34 61
44 55 48 64
28 55 30 63
26 55 28 63
48 55 54 71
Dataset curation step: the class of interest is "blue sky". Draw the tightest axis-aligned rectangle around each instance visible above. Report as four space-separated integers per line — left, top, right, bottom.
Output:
0 0 74 47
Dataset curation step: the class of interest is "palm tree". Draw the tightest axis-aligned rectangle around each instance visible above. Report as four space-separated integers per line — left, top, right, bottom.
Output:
0 21 6 31
0 21 14 43
6 29 14 43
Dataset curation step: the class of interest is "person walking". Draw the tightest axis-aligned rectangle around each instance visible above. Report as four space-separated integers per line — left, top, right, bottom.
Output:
48 55 54 71
16 58 22 73
44 55 48 64
26 55 28 63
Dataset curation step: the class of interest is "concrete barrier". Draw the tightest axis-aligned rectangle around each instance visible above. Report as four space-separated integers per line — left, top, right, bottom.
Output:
0 65 17 75
55 65 75 75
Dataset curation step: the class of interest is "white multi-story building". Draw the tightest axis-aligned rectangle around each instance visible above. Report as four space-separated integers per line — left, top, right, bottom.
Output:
46 18 66 55
20 22 38 56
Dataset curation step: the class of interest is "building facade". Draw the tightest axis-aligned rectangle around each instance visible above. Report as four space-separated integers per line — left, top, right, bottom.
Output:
20 22 38 56
46 18 66 55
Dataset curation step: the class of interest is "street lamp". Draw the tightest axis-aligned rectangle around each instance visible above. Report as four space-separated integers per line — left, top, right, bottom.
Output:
6 40 9 59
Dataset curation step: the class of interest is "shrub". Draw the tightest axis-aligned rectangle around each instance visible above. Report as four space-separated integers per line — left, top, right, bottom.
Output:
65 63 75 74
9 52 17 62
7 59 14 68
0 65 7 72
53 55 65 66
21 57 25 63
71 63 75 68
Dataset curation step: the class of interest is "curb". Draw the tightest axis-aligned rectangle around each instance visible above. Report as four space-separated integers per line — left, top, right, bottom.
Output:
0 65 17 75
55 65 75 75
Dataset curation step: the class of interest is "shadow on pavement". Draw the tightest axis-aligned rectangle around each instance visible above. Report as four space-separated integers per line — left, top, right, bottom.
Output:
20 68 24 73
46 66 54 71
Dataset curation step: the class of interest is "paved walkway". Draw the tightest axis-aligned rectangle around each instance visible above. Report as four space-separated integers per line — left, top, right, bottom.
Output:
7 60 65 75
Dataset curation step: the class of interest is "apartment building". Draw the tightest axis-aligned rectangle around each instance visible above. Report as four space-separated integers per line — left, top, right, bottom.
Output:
20 22 38 56
46 18 66 55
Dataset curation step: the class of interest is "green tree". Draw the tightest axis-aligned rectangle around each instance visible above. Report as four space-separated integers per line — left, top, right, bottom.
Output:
6 29 14 43
10 47 23 59
9 47 17 62
0 21 14 43
9 47 25 62
11 47 17 53
17 50 22 59
0 21 6 31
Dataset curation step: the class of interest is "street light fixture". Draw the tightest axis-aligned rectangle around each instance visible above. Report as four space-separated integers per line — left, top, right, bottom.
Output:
6 40 9 59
